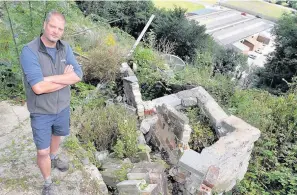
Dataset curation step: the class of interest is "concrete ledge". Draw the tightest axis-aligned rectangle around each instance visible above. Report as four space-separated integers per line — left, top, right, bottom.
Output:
152 94 181 108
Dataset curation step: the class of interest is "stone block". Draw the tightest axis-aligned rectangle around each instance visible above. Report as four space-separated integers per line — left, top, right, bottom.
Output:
149 172 168 195
131 82 140 90
121 62 129 70
116 180 145 195
191 86 216 105
101 158 133 187
178 149 206 178
140 121 151 134
137 131 146 145
137 104 145 117
120 62 134 76
140 116 158 134
181 97 197 107
202 101 228 137
180 124 192 144
184 173 204 194
157 104 189 125
101 170 120 188
84 164 109 195
195 126 260 193
143 101 156 111
152 94 181 107
127 172 150 183
177 89 196 99
140 184 159 195
123 75 138 83
222 115 261 140
137 151 151 162
133 161 166 173
131 162 169 195
95 150 109 162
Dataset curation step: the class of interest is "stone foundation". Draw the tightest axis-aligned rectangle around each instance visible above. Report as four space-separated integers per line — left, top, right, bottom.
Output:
120 62 261 194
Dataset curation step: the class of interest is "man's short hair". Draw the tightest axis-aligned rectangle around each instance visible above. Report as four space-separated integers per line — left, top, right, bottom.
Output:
45 10 66 23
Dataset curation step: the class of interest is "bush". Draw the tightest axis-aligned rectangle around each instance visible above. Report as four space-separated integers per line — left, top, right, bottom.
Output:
0 65 24 101
82 41 126 83
113 119 138 158
193 37 248 77
170 66 236 106
134 46 169 100
70 82 95 109
72 101 139 157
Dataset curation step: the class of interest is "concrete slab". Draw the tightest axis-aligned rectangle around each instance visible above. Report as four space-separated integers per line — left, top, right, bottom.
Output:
178 149 206 178
152 94 181 108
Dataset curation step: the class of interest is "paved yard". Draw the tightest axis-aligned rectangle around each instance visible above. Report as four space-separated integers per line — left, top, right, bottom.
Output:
0 101 107 195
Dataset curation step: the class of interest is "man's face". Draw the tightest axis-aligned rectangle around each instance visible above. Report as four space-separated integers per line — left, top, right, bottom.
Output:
43 15 65 43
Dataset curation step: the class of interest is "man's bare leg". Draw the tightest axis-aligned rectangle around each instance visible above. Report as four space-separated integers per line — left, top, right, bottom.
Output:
50 135 61 156
50 135 69 171
37 148 51 179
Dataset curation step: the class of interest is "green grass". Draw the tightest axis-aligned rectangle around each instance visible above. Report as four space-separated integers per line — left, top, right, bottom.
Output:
224 0 290 19
152 0 205 12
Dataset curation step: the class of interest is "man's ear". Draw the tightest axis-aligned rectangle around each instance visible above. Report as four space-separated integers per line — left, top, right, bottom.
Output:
43 21 46 31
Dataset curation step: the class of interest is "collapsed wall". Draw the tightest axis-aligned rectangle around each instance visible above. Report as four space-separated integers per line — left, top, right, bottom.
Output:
120 62 261 194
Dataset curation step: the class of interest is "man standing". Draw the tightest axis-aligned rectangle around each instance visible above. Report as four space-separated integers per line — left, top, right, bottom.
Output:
20 11 82 195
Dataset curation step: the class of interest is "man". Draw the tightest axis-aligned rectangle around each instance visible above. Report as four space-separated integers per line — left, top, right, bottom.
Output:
20 11 83 195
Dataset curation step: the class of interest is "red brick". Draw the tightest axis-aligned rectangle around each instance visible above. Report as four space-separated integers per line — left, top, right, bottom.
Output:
203 165 220 188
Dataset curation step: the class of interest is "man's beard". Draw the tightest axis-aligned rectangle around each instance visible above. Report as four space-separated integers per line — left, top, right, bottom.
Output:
46 35 59 43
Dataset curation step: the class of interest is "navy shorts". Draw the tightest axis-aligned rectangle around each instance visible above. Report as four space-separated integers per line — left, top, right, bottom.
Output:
30 106 70 150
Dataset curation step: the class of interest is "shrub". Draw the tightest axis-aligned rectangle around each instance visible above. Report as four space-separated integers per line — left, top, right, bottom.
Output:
0 65 24 101
72 101 139 157
113 119 138 158
63 135 99 168
70 82 95 109
82 41 126 83
134 46 169 100
170 66 236 106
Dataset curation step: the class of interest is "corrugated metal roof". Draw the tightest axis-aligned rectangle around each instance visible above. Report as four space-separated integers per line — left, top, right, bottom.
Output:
188 8 218 16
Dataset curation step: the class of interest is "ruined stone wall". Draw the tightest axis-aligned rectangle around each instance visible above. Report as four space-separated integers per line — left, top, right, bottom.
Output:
121 62 261 194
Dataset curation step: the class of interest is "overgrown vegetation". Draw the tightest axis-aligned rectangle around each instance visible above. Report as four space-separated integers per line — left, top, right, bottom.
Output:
170 66 236 107
72 98 139 159
231 89 297 195
133 46 169 100
185 107 217 153
0 65 24 101
82 42 125 83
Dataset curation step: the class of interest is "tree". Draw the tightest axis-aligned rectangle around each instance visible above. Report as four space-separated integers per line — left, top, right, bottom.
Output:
212 46 248 76
76 1 156 38
288 1 297 9
152 7 208 62
258 14 297 92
